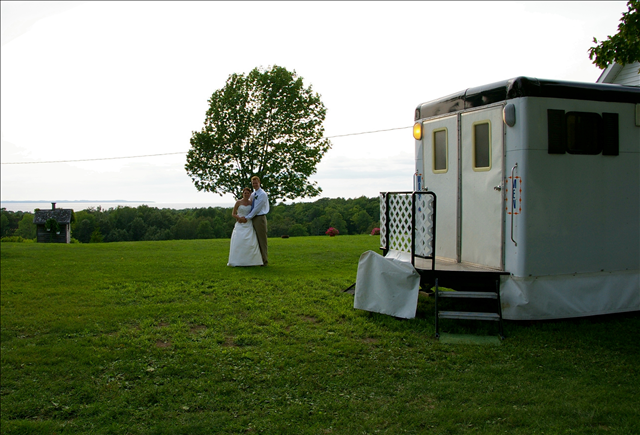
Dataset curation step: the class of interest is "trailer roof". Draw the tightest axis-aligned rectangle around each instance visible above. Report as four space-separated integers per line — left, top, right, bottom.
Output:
416 76 640 120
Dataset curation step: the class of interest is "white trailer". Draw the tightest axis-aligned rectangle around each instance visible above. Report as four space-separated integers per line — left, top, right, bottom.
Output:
392 77 639 320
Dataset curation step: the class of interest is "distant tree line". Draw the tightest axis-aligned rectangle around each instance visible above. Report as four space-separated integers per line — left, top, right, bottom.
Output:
1 196 380 243
1 210 38 240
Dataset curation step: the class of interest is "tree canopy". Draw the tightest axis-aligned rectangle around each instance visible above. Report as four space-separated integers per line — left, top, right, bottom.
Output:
588 1 640 70
185 65 331 203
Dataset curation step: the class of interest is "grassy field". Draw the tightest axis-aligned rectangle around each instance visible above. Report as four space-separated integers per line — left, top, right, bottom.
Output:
1 236 639 434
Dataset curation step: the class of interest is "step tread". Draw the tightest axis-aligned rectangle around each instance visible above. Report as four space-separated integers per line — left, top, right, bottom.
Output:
438 311 501 321
437 291 498 299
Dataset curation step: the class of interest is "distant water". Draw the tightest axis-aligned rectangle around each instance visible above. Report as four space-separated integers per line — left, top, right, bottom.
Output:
0 201 234 213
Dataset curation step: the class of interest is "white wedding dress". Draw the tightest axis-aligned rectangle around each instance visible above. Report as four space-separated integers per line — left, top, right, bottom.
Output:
227 205 263 267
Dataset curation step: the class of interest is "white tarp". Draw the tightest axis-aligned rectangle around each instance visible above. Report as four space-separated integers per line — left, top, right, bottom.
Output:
354 250 420 319
500 270 640 320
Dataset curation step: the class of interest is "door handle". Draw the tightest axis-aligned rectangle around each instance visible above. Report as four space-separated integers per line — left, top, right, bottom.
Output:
493 185 502 191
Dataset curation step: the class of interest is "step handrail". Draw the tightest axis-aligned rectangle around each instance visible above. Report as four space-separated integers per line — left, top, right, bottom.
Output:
510 162 518 247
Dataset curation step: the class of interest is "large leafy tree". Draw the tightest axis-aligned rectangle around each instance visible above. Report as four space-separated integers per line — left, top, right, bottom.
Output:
186 65 331 202
588 1 640 70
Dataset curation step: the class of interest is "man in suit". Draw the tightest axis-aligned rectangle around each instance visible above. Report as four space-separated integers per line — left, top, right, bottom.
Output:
240 175 270 266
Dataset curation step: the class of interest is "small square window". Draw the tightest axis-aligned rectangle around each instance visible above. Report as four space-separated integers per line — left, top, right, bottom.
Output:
474 122 491 170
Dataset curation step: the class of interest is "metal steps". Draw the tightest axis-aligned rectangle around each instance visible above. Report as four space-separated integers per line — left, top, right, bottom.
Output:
437 291 498 299
435 278 505 340
438 311 501 321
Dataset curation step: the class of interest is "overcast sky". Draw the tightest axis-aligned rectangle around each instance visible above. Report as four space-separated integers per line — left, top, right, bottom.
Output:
1 1 628 206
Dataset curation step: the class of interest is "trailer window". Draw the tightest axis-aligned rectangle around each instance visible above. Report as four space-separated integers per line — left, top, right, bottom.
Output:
433 129 448 173
547 110 619 156
473 122 491 170
566 112 602 155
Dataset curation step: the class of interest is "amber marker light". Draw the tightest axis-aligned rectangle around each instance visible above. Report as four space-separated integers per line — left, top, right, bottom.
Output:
413 122 422 140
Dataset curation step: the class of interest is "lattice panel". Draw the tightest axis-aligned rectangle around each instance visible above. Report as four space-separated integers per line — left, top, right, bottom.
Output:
388 194 413 253
414 193 434 257
379 192 434 258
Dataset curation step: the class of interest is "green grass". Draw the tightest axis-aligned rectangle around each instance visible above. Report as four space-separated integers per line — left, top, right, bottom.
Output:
1 236 639 434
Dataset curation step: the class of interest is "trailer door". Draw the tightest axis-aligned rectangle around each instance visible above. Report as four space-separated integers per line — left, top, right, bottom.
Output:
421 115 458 262
460 107 504 269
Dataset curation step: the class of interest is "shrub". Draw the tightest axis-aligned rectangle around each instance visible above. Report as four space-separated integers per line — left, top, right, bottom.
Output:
1 236 35 243
90 227 104 243
371 227 380 235
16 213 37 238
45 218 61 233
289 224 308 237
325 227 339 236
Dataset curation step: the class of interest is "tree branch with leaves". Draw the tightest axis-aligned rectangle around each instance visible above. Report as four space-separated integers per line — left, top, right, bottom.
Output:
588 0 640 71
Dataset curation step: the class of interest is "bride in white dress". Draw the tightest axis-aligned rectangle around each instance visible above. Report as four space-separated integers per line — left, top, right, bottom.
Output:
228 187 263 267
